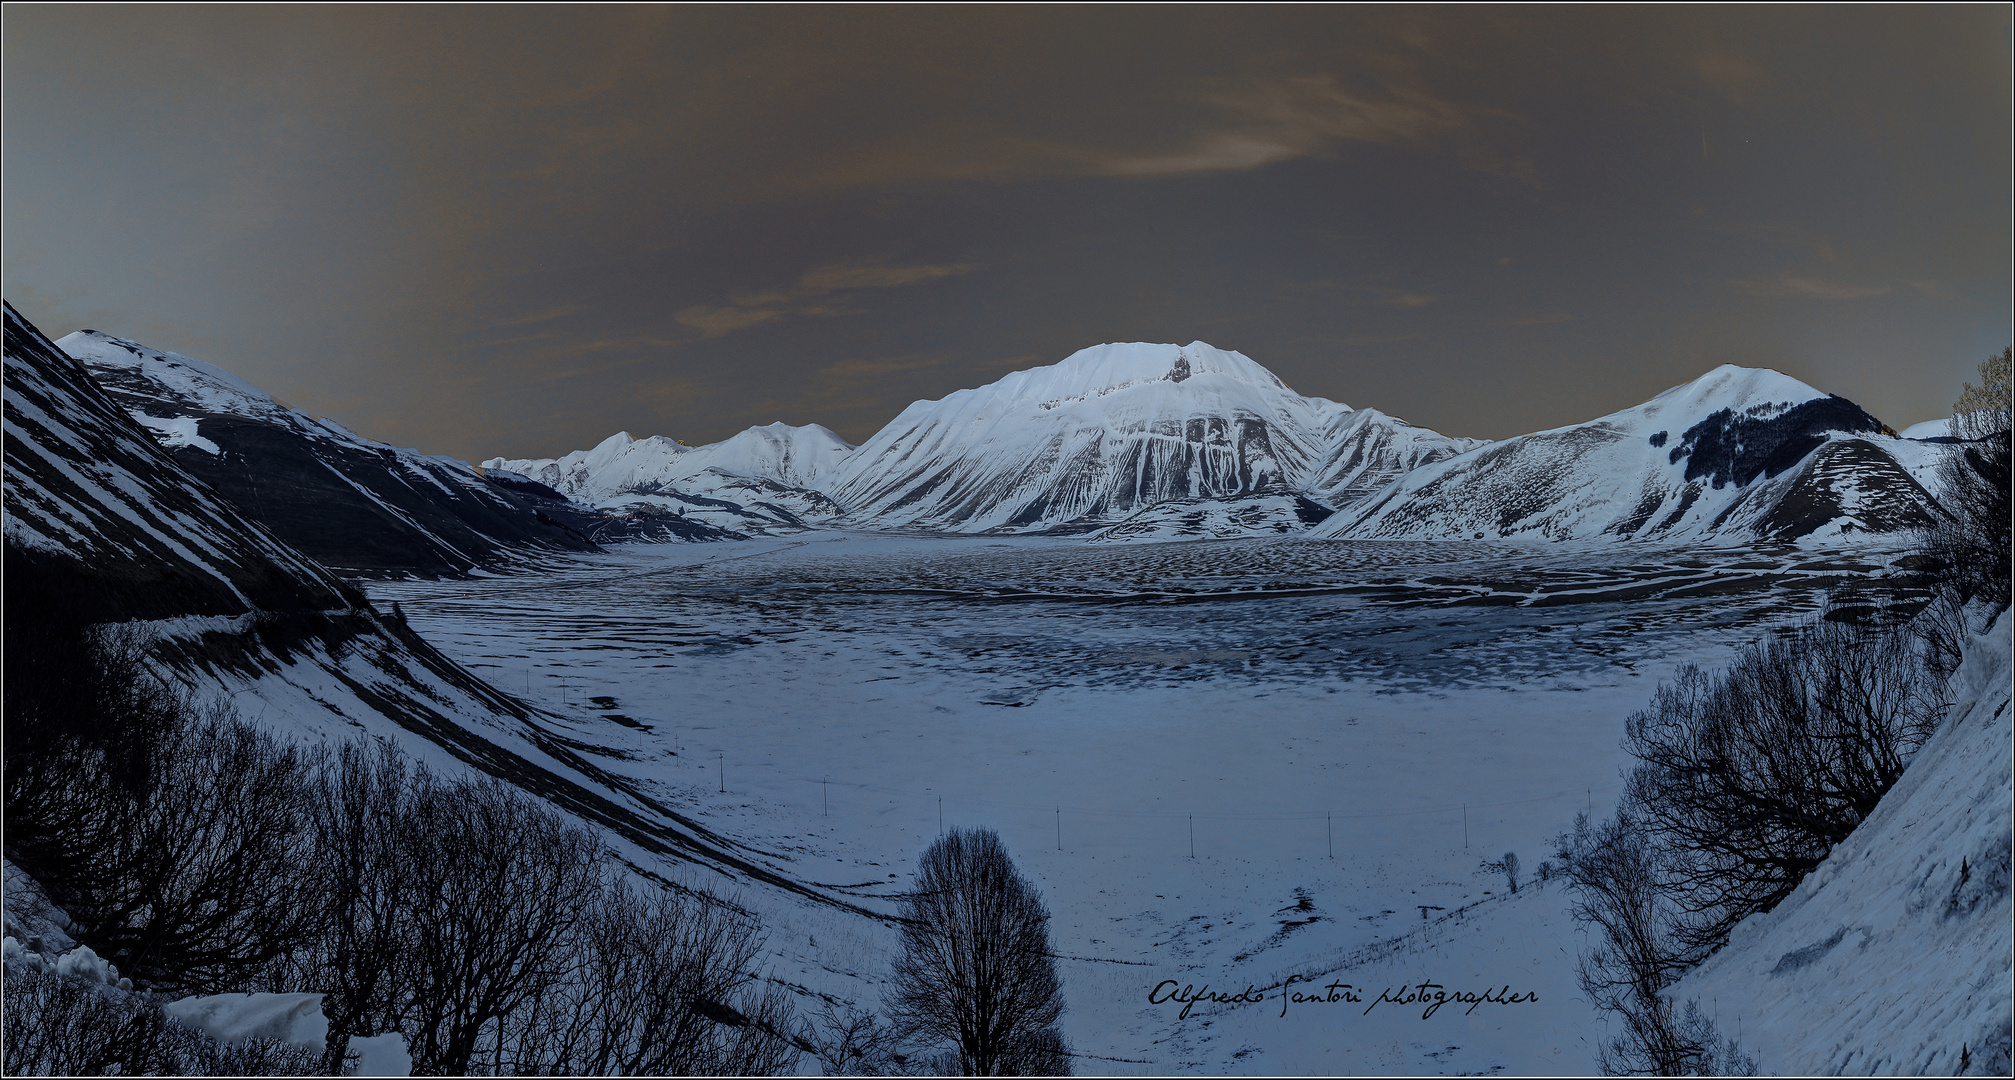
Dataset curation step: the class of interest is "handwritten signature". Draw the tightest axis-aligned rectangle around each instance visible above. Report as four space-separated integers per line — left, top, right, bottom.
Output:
1149 976 1537 1021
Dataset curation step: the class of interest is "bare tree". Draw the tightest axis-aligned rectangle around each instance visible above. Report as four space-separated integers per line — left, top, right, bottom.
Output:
512 876 801 1076
400 776 605 1076
1557 811 1699 1076
1922 346 2011 613
888 828 1070 1077
1622 615 1945 957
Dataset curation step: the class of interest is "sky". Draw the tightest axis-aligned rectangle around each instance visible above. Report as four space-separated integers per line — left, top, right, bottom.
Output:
5 5 2010 461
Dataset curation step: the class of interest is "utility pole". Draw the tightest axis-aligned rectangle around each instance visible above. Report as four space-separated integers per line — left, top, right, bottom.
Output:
823 776 828 816
718 752 724 794
1327 811 1333 859
1189 814 1195 859
1463 802 1468 849
1056 806 1061 851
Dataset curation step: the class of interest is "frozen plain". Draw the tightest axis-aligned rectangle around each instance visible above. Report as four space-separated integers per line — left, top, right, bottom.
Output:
371 533 1928 1075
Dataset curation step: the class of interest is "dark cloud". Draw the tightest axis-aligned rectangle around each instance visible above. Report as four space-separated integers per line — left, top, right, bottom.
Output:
4 5 2008 458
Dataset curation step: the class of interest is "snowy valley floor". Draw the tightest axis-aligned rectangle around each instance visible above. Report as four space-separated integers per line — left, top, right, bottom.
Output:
370 534 1929 1076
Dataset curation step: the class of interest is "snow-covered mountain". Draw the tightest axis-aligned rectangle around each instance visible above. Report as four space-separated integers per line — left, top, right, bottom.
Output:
487 425 851 535
5 300 855 909
5 305 358 619
58 329 616 577
1310 365 1942 544
1306 405 1489 507
817 341 1477 533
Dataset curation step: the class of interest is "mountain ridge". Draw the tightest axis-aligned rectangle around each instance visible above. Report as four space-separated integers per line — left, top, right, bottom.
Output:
1311 364 1943 544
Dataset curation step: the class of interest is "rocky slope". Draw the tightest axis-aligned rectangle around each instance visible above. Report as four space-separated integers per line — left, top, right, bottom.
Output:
59 329 613 577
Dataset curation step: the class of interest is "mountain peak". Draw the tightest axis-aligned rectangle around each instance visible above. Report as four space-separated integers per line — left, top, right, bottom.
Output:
58 330 282 419
999 341 1291 404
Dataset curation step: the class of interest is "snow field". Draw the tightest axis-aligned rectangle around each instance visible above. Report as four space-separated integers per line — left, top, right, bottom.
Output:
369 533 1925 1073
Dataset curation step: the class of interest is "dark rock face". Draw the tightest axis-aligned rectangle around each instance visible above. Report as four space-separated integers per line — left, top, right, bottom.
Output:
4 302 361 622
66 331 604 578
1752 438 1943 540
1670 395 1883 489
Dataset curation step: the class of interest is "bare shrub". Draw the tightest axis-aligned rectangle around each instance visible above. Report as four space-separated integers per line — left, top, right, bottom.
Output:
801 1000 906 1076
91 704 319 994
1622 616 1945 957
15 690 320 996
291 740 425 1072
512 876 801 1076
889 827 1070 1077
1557 811 1698 1076
3 608 181 905
1922 346 2011 614
1 964 319 1076
400 776 605 1076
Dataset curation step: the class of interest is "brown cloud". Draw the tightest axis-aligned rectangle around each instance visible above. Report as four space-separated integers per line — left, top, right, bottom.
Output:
673 305 789 337
800 261 976 291
501 302 581 326
677 260 977 339
1081 75 1482 179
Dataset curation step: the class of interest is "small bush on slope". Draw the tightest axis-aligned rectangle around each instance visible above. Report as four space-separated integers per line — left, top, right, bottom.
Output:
1622 615 1946 961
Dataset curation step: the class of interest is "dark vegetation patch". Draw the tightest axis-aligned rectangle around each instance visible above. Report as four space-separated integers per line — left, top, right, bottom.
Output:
1668 395 1881 489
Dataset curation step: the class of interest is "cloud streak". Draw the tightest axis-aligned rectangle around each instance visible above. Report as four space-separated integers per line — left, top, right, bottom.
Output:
676 260 978 338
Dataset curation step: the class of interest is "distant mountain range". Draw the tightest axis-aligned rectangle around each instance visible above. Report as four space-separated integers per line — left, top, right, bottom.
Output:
505 340 1944 547
13 305 1956 568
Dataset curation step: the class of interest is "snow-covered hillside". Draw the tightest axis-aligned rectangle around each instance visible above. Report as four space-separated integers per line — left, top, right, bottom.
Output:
1305 405 1488 507
818 341 1477 533
487 425 851 534
5 305 356 618
1671 611 2011 1075
59 329 608 576
1311 365 1942 544
4 301 858 911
